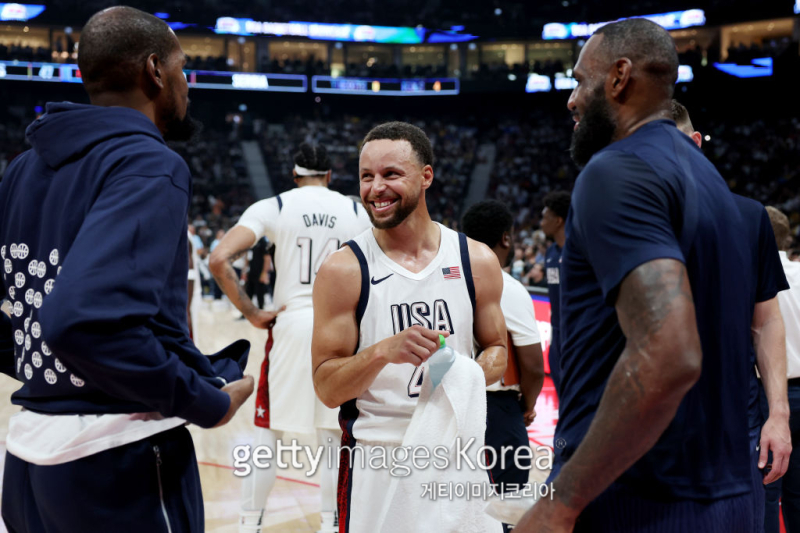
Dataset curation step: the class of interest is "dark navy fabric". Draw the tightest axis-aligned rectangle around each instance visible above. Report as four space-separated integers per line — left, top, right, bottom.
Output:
2 426 203 533
545 243 563 394
733 195 789 430
554 119 754 500
750 426 767 533
485 391 531 492
572 482 755 533
0 102 249 428
762 383 800 533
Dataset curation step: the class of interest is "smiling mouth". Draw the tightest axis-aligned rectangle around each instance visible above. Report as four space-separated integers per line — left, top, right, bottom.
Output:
371 199 398 213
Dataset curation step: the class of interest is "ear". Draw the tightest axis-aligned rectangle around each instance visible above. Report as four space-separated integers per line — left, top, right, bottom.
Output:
145 53 165 91
501 231 512 250
420 165 434 191
609 58 632 100
691 131 703 149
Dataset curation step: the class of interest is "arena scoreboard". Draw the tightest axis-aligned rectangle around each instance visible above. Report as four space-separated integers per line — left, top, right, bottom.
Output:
311 75 459 96
0 61 308 92
0 61 82 83
185 71 307 92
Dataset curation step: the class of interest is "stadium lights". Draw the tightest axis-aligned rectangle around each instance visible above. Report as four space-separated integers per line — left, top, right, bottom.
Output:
543 9 705 40
214 17 478 43
0 3 45 21
713 57 773 78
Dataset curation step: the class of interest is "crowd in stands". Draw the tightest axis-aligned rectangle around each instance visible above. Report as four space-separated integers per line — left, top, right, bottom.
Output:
1 99 798 290
185 55 231 72
705 117 800 228
257 114 480 227
169 128 255 248
0 43 53 63
727 37 795 63
484 111 800 283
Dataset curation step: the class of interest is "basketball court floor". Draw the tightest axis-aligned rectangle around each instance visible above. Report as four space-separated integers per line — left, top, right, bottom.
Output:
0 298 558 532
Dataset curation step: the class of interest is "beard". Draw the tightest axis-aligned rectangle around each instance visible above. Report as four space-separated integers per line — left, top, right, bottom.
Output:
366 191 421 230
504 244 514 268
163 100 203 143
569 84 617 168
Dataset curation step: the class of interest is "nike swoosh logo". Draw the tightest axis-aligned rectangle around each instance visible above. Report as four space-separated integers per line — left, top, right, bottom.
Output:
371 274 394 285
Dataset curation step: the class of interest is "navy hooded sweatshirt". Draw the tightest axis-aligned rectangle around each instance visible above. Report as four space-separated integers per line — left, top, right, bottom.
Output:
0 102 249 429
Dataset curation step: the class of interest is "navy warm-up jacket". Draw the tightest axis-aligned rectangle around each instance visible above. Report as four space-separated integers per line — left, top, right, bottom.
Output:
0 102 249 428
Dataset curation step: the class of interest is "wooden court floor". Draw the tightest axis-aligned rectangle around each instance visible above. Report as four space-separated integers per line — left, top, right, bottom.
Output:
0 299 556 532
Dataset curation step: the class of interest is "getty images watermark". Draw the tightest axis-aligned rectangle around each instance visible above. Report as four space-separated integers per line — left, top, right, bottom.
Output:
232 437 554 478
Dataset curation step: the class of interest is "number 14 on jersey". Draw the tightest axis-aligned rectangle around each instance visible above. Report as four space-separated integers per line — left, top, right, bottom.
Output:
296 237 340 284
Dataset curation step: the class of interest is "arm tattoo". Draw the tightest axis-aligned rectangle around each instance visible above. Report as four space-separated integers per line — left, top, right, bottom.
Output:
228 249 248 263
214 259 256 315
553 259 699 513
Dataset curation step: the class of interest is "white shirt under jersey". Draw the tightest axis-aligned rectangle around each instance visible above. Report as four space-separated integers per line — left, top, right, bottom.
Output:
343 224 477 444
484 271 541 392
778 251 800 379
236 186 372 315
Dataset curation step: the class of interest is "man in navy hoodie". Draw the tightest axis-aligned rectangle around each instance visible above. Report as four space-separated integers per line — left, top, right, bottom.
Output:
0 6 253 532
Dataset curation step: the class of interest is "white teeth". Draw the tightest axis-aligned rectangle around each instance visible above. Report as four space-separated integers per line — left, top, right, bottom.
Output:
375 201 393 208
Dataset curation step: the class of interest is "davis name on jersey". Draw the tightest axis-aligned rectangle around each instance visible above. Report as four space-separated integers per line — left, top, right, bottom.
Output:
302 213 338 228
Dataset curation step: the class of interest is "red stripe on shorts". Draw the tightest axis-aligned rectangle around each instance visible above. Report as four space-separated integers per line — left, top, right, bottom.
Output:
254 327 274 428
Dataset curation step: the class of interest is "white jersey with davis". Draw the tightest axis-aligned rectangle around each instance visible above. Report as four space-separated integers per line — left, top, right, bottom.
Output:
343 224 476 444
236 186 371 313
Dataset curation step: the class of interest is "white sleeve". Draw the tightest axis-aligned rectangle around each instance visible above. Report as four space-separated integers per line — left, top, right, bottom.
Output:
501 277 541 347
236 198 280 245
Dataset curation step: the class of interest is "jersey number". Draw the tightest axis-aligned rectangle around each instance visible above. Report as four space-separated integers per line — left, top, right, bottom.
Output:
408 366 424 398
296 237 340 284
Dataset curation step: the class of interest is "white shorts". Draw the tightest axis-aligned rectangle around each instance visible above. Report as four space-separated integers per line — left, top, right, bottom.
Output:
338 443 503 533
338 443 396 533
254 309 339 433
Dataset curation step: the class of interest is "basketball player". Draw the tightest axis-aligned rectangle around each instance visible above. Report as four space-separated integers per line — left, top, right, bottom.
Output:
462 200 544 530
764 207 800 533
0 7 253 532
311 122 508 532
515 19 766 531
539 191 570 395
209 143 371 533
673 100 791 529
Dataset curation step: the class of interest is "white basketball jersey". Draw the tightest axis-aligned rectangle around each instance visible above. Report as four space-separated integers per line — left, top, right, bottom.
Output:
236 186 372 313
343 224 476 444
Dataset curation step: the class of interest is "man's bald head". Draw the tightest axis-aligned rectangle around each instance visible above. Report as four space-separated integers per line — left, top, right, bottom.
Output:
594 18 679 97
78 6 179 95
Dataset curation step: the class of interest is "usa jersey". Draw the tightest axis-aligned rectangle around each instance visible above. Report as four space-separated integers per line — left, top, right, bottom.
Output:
236 187 372 313
342 224 476 444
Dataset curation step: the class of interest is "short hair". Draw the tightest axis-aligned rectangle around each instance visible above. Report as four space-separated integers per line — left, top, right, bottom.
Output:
293 143 331 173
671 99 695 133
362 122 434 167
595 18 679 95
543 191 571 220
461 200 514 249
766 206 792 251
78 6 178 94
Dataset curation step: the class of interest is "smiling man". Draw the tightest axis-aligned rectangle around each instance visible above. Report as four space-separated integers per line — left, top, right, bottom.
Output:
514 18 759 533
311 121 507 532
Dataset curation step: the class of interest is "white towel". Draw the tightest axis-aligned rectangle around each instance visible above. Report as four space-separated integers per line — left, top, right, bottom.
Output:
375 355 504 533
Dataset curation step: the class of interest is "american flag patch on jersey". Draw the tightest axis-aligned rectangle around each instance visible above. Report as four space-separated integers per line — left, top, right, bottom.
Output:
442 266 461 280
